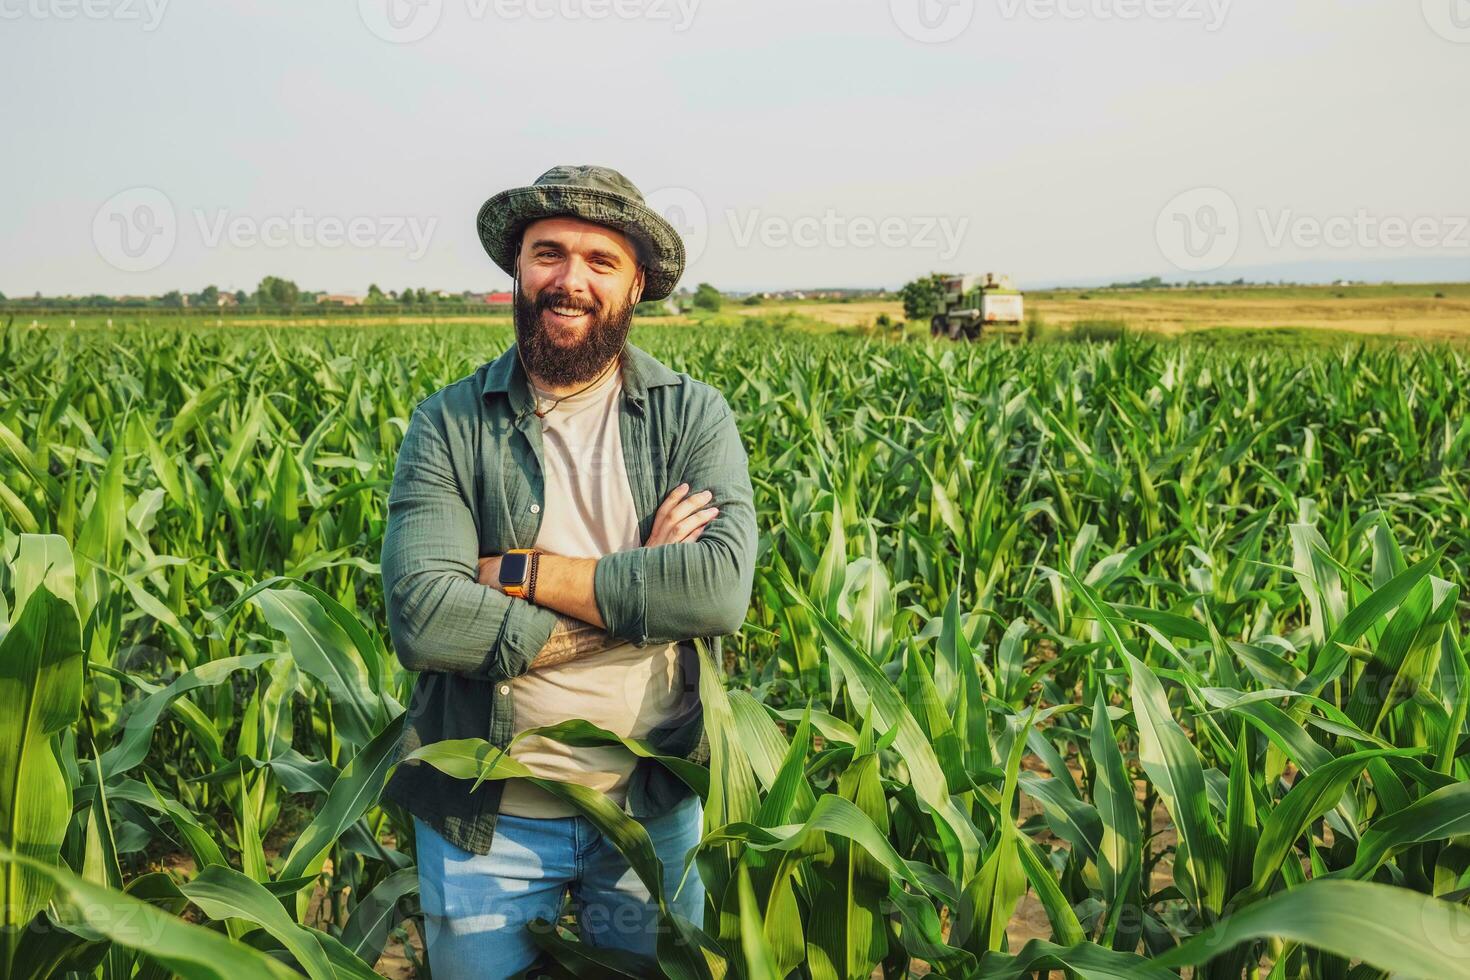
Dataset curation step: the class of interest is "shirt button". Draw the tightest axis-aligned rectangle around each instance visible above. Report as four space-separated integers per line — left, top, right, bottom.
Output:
529 503 541 514
499 684 510 696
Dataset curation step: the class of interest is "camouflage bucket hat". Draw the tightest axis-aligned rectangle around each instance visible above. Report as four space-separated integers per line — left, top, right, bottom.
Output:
476 165 685 302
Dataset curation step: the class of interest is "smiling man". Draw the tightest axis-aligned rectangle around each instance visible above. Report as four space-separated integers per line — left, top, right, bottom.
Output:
378 165 756 978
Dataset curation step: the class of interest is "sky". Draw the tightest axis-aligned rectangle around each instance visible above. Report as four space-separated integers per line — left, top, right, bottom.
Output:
3 0 1468 296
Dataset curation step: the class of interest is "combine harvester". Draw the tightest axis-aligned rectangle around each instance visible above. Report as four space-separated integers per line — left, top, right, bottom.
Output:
930 273 1024 341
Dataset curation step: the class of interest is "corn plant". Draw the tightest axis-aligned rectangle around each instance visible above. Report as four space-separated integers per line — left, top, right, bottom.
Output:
1 317 1468 979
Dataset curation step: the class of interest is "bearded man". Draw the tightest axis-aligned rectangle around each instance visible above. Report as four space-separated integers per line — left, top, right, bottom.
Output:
378 165 756 978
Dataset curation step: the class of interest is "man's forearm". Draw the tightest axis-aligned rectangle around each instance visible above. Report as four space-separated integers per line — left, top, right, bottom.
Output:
528 612 622 670
477 553 616 670
529 554 604 628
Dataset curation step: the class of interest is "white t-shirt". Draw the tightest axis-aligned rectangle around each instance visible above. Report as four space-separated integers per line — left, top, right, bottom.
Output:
497 363 687 818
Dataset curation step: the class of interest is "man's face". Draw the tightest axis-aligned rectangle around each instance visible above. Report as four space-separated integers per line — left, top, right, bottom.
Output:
513 216 646 387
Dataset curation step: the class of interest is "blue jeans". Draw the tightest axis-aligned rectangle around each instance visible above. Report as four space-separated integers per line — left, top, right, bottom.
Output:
412 793 705 980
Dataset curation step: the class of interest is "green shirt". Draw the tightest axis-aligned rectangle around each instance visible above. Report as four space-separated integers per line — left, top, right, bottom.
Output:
379 341 756 854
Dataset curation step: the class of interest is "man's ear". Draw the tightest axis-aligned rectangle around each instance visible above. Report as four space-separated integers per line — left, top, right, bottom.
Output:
630 266 646 307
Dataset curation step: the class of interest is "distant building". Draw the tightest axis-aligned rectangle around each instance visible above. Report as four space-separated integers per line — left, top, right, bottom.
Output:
316 294 362 306
485 291 513 306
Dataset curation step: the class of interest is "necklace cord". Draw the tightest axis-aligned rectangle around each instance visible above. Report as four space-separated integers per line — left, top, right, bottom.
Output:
519 345 622 418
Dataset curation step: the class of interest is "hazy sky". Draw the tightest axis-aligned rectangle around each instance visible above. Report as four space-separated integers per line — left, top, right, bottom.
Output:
3 0 1468 295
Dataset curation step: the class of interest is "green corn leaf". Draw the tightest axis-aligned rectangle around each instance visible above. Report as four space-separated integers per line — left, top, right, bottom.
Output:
1089 689 1142 922
971 938 1175 979
788 579 982 880
278 712 404 885
336 867 418 966
737 862 782 980
0 554 84 975
249 588 383 748
179 865 337 980
1331 781 1470 881
102 655 275 775
0 847 300 980
1250 747 1418 894
1124 653 1227 915
1154 879 1470 976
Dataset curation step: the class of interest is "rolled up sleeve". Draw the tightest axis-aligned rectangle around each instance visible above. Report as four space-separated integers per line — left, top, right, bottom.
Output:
594 397 756 645
381 407 557 680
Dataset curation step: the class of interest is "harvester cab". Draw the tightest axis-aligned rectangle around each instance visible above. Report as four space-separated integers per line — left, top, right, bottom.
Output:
930 273 1025 341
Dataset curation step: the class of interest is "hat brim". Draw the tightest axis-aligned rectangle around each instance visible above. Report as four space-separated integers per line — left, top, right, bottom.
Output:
476 185 684 303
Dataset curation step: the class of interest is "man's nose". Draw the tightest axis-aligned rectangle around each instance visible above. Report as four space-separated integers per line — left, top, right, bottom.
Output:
551 255 592 296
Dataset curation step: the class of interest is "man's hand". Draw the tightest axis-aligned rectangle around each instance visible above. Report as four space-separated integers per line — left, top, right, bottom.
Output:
646 483 719 547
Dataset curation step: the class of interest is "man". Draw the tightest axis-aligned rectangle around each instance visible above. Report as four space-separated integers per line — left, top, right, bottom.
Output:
379 165 757 978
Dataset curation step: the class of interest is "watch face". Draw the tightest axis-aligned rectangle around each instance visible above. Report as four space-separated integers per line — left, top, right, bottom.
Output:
499 552 528 585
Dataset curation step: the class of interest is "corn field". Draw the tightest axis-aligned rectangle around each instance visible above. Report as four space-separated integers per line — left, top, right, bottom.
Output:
3 318 1470 979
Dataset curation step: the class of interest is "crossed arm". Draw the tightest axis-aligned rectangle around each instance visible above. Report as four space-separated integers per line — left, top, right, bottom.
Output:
475 483 724 670
380 398 756 682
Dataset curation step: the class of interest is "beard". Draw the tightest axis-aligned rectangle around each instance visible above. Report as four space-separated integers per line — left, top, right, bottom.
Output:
513 282 637 387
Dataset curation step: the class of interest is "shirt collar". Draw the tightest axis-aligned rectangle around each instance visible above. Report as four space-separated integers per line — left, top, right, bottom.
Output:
481 340 681 414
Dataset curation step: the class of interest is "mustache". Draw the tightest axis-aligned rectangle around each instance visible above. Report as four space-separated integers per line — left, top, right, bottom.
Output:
533 290 598 315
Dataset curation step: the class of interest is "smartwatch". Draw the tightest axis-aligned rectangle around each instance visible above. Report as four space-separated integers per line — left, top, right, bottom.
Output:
499 548 538 599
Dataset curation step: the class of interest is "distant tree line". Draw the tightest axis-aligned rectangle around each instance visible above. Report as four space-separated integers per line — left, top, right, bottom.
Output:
1 277 719 316
1 277 492 313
